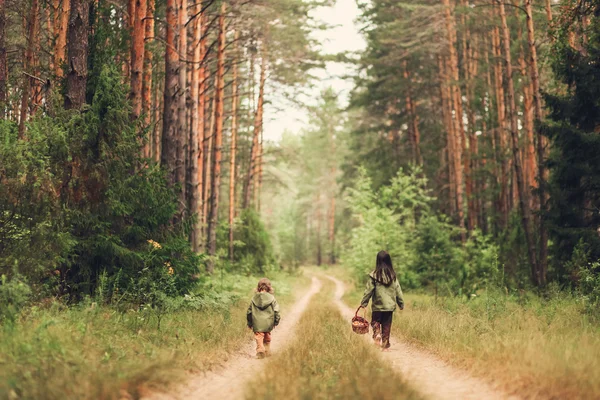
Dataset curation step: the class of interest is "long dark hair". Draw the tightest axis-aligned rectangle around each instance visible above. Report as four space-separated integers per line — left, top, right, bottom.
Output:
374 250 396 283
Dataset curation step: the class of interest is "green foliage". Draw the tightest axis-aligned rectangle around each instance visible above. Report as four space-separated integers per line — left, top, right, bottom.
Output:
0 274 31 323
578 261 600 314
0 66 199 303
343 166 499 296
226 209 275 274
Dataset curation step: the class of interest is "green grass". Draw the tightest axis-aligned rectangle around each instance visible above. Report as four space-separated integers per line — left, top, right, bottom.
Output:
245 282 422 400
339 267 600 399
0 271 308 400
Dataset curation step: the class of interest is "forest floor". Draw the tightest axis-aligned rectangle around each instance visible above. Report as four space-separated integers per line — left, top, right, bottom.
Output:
147 272 520 400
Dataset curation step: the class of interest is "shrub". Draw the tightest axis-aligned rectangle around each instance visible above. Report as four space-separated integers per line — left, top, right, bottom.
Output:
0 66 200 302
224 209 275 274
343 166 500 295
0 274 32 323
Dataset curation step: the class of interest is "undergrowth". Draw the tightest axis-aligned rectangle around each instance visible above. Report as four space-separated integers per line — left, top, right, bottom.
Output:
339 268 600 399
0 271 307 400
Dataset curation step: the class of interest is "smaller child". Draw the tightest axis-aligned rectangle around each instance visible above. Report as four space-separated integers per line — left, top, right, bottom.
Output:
247 278 281 359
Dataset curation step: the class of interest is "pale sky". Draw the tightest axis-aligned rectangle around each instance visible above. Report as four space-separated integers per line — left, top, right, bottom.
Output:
262 0 366 142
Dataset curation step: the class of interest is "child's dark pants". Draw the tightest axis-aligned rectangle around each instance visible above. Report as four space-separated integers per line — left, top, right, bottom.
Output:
371 311 393 349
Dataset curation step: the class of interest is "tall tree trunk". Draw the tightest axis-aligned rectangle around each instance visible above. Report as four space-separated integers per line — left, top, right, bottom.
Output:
189 0 201 252
54 0 70 76
515 5 536 205
0 0 7 118
255 123 264 210
175 0 187 210
203 92 215 240
243 51 266 209
129 0 146 119
439 55 457 216
125 0 134 79
499 1 539 282
141 0 154 157
403 61 422 165
229 29 239 263
161 0 177 187
64 0 89 110
316 194 322 266
526 0 547 286
196 11 207 250
206 3 226 272
153 61 162 161
460 0 477 232
442 0 465 241
19 0 40 137
492 24 509 229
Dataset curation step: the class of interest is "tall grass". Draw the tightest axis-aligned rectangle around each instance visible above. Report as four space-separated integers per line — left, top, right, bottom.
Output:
342 271 600 399
246 287 422 400
0 272 307 400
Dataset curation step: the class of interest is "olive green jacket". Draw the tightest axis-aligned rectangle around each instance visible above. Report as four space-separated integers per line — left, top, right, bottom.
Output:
246 292 281 333
360 271 404 312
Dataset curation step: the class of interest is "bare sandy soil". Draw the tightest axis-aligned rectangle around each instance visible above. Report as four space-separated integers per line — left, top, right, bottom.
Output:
143 276 322 400
325 274 520 400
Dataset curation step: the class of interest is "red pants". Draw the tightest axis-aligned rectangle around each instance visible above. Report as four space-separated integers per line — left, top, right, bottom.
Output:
254 332 271 354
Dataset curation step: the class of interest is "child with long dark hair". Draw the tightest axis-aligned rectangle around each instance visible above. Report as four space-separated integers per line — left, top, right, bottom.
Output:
359 250 404 350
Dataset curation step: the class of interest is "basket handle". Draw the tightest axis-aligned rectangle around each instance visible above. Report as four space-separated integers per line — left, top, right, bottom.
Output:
355 305 366 318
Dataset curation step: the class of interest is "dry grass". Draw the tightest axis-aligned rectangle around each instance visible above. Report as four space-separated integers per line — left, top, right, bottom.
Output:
245 285 422 400
338 267 600 399
0 271 308 400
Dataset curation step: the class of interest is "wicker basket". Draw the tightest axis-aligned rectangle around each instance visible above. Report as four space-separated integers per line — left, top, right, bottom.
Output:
351 306 369 335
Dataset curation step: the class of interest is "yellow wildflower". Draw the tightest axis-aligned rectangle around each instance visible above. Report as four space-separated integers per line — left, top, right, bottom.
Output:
147 239 162 249
168 267 174 275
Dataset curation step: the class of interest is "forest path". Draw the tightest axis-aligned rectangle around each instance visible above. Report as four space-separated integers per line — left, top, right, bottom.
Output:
324 274 520 400
144 276 322 400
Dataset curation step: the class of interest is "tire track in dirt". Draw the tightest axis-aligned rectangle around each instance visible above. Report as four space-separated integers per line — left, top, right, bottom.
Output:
325 274 520 400
143 276 322 400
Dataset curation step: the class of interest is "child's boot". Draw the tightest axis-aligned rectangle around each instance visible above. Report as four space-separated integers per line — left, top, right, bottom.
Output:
264 343 271 357
257 351 266 359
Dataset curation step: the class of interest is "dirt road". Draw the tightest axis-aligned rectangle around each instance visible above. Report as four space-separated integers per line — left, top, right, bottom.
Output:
325 274 519 400
144 276 322 400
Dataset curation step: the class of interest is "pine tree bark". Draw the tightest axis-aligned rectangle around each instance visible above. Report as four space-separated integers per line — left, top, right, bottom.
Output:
0 0 7 118
403 61 422 165
19 0 40 137
64 0 89 110
141 0 154 157
442 0 465 241
525 0 548 286
161 0 178 186
129 0 146 119
175 0 187 209
499 1 539 282
189 0 201 253
54 0 70 76
460 0 477 232
206 3 226 272
203 92 215 240
125 0 134 78
515 5 537 205
243 51 266 209
196 11 207 249
439 55 457 215
491 24 509 229
229 29 239 263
